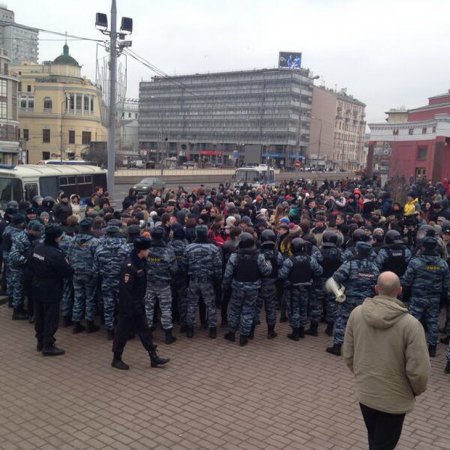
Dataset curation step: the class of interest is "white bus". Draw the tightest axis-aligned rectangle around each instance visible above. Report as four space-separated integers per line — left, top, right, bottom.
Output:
38 159 97 166
0 164 107 207
234 165 275 187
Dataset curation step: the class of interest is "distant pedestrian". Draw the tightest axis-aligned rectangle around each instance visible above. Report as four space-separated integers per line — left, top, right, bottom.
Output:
343 272 430 450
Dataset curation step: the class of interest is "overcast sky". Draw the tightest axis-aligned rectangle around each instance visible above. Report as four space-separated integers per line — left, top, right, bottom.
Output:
10 0 450 124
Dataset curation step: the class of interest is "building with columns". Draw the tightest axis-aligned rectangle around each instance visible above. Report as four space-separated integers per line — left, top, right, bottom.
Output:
13 44 107 163
368 91 450 183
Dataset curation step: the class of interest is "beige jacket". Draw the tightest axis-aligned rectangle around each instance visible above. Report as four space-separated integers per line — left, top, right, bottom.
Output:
343 295 430 414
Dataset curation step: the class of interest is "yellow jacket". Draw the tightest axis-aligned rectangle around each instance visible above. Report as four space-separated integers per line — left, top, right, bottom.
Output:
404 198 418 216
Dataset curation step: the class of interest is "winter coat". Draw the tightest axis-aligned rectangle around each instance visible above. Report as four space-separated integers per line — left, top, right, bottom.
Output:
343 295 430 414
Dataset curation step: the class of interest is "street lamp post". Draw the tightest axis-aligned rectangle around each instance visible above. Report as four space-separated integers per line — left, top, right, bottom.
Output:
96 2 133 201
310 116 323 169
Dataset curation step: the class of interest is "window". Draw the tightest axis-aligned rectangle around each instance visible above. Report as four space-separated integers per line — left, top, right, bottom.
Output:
422 127 427 134
417 146 427 161
68 130 75 144
28 99 34 110
76 95 82 111
18 81 22 92
432 125 436 133
3 62 8 75
0 101 6 118
84 95 89 112
27 85 31 92
24 184 38 201
42 151 50 160
82 131 91 145
42 129 51 143
0 80 6 96
392 128 399 135
43 97 52 111
23 129 29 140
408 128 414 135
90 97 94 112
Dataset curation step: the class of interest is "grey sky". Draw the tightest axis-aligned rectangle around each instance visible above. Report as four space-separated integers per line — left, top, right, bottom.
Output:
11 0 450 124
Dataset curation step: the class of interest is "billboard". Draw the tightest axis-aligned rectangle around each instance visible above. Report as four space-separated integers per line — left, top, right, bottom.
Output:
278 52 302 69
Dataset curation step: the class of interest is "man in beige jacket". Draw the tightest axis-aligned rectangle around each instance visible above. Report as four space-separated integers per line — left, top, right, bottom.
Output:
343 271 430 450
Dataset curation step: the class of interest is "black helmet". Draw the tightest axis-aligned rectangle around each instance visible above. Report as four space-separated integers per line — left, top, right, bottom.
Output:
422 236 437 251
133 236 151 251
6 200 19 210
151 226 165 240
32 195 43 206
384 229 402 245
322 231 338 245
42 196 55 208
261 229 276 243
442 220 450 234
353 228 369 243
239 232 255 249
291 238 307 255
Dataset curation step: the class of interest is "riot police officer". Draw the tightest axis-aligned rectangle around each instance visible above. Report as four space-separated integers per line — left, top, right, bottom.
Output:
112 237 170 370
279 238 323 341
376 229 412 277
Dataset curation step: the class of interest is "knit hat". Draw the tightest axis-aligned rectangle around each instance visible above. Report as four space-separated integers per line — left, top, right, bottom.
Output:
288 223 301 235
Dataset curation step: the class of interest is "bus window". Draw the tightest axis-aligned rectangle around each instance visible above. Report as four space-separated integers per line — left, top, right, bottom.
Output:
24 183 38 201
0 177 23 204
39 176 58 199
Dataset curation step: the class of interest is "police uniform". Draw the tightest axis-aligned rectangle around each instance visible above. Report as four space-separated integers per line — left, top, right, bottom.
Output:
112 237 169 370
32 225 74 355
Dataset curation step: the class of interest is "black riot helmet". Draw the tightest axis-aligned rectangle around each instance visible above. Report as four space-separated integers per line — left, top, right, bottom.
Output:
261 229 276 243
291 238 307 255
151 226 165 241
239 232 255 249
322 231 338 245
42 196 55 209
384 229 403 245
352 228 369 243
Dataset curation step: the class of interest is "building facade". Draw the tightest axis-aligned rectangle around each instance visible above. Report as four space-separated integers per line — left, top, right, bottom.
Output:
368 91 450 183
118 98 139 161
13 44 107 163
0 48 19 163
139 68 314 167
310 86 366 171
0 4 38 64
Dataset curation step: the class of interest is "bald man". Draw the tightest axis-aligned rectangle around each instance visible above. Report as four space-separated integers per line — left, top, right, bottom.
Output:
343 272 430 450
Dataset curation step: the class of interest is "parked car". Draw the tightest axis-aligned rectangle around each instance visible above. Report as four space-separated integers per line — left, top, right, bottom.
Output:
132 177 166 193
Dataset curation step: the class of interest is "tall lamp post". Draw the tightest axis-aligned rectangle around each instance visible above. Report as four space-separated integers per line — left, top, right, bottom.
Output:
95 1 133 201
311 116 323 170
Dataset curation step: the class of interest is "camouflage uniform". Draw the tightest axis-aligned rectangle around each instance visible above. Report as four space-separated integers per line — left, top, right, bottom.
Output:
2 224 23 297
402 254 450 347
144 240 177 330
168 237 188 325
257 242 283 327
332 256 379 345
93 233 128 331
9 230 39 311
343 245 377 262
67 233 99 322
183 241 222 330
223 248 271 336
376 244 412 276
279 254 322 330
59 233 75 320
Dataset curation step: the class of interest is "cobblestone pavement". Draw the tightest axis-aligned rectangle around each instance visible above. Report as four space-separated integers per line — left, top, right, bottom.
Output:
1 303 450 450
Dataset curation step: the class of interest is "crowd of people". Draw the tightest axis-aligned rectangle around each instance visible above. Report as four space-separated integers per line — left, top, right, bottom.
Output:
1 176 450 372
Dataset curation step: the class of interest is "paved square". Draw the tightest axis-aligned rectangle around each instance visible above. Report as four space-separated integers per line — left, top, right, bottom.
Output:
1 304 450 449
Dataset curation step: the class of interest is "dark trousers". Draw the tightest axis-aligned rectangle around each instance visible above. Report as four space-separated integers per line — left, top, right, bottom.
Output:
221 287 231 323
113 312 156 356
360 403 405 450
35 301 60 349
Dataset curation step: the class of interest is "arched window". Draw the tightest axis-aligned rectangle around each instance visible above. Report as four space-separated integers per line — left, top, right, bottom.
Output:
43 97 52 111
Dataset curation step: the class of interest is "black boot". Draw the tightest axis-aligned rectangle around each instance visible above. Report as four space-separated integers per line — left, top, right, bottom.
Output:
249 324 255 340
164 329 177 344
440 336 450 345
267 325 277 339
12 308 28 320
209 327 217 339
224 331 235 342
86 320 100 333
73 321 86 334
325 321 334 337
111 354 129 370
239 335 248 347
287 327 300 341
42 345 65 356
150 347 170 367
299 326 305 339
62 316 73 327
445 362 450 374
107 329 114 341
305 321 319 337
326 343 342 356
428 345 437 358
186 326 194 338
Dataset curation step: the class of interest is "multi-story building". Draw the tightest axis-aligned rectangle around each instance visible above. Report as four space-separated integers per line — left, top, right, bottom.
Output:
368 91 450 183
0 48 19 163
310 86 366 171
13 44 107 163
118 98 139 159
0 5 38 64
139 68 315 167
